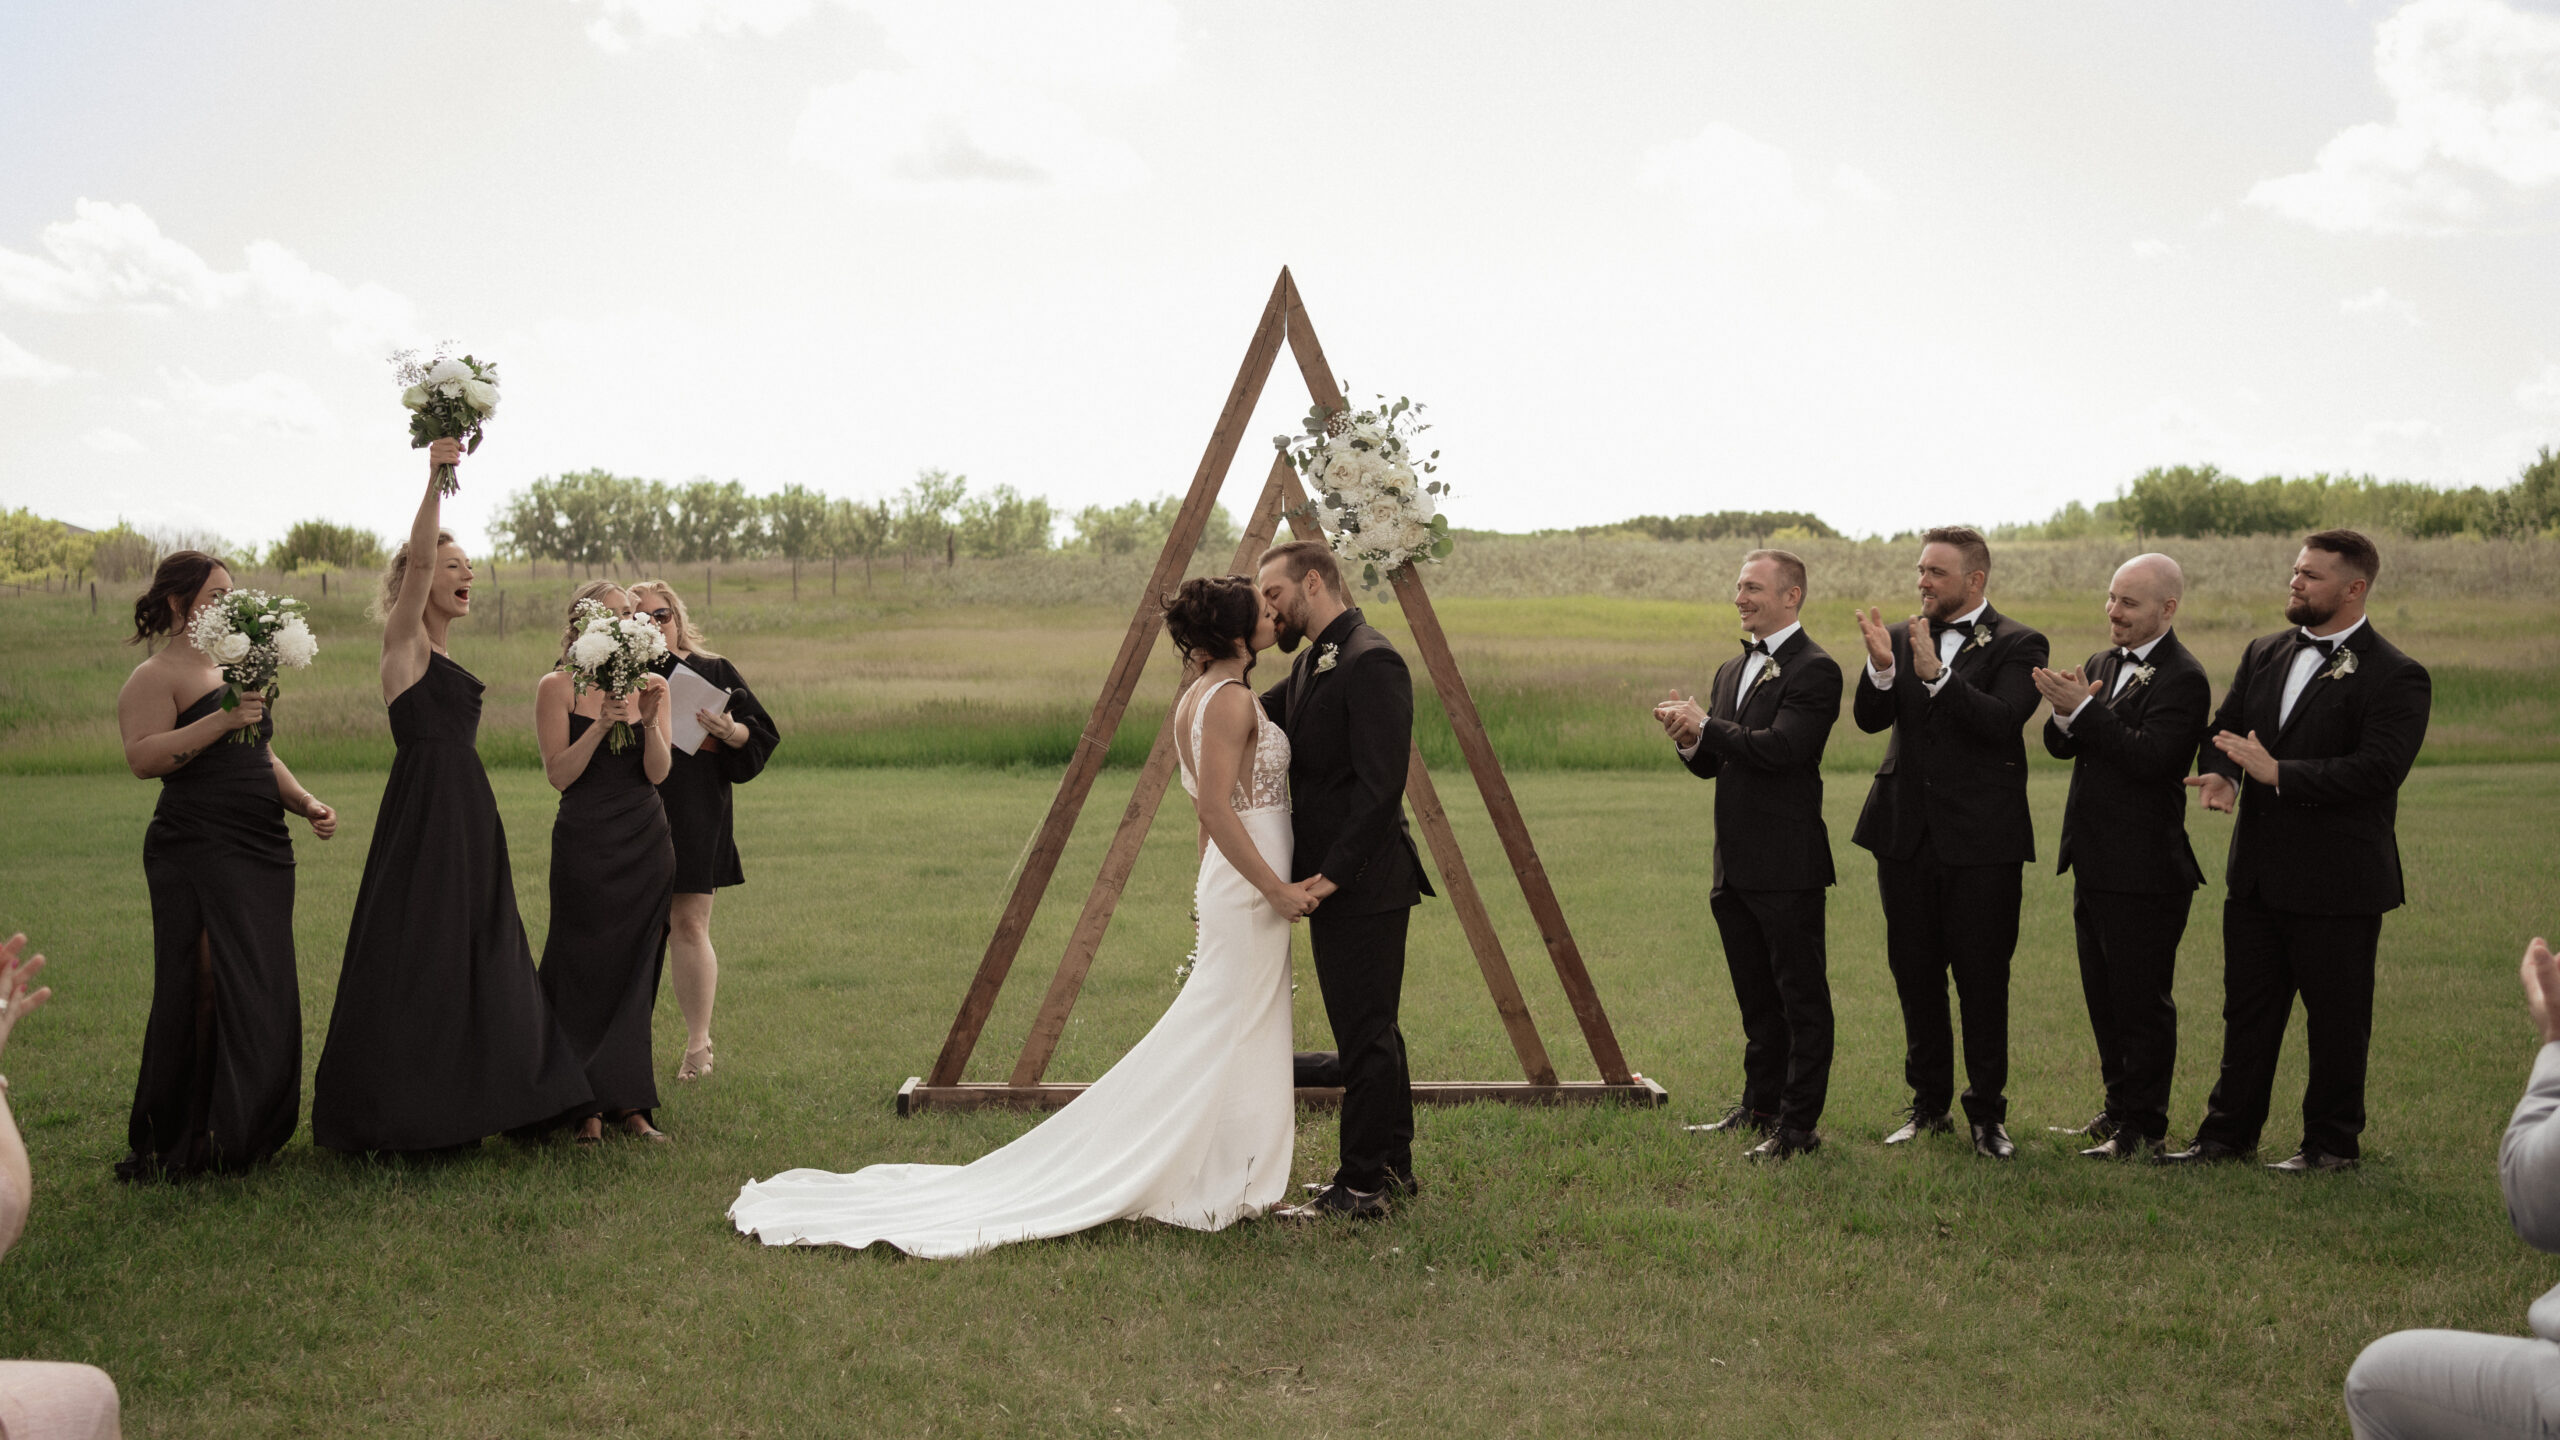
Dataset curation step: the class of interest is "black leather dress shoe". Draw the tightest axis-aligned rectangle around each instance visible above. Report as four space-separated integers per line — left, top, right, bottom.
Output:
1971 1121 2016 1160
1747 1126 1821 1161
1305 1171 1423 1199
1277 1183 1388 1221
2081 1129 2163 1161
1884 1108 1955 1145
2268 1149 2358 1174
2154 1138 2251 1166
1684 1104 1775 1136
2048 1111 2115 1139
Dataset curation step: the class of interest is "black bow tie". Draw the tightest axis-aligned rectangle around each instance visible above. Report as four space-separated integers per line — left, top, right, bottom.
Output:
2113 647 2137 664
1929 618 1975 640
2293 632 2338 659
1740 637 1769 657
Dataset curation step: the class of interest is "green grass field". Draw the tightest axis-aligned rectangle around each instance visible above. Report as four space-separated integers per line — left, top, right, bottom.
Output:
0 758 2551 1437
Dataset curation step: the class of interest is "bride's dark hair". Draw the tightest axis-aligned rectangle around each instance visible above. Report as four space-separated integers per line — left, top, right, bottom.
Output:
1163 574 1259 676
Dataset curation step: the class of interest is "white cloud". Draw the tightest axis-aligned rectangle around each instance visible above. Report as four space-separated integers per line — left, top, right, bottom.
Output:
2520 358 2560 413
792 70 1146 196
0 330 73 382
1638 123 1822 235
0 199 419 354
165 369 335 436
82 427 144 454
2341 286 2423 324
2247 0 2560 234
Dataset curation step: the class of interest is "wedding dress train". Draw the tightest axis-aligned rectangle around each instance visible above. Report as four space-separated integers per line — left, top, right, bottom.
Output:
728 677 1296 1258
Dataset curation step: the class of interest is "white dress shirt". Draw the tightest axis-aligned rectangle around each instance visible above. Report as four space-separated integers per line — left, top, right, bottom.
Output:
2055 629 2169 732
1677 621 1800 760
1867 600 1985 695
2280 615 2366 727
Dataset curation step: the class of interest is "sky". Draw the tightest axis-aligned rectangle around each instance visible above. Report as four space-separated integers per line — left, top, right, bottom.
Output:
2 0 2557 553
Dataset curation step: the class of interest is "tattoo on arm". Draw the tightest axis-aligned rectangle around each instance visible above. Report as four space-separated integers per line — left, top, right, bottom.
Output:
171 748 197 765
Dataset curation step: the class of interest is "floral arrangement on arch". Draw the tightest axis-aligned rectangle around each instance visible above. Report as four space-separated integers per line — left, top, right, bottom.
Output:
557 599 668 753
1275 394 1450 588
186 590 319 743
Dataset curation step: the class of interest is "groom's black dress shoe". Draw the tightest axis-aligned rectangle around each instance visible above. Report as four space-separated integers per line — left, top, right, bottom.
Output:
1303 1171 1421 1200
1883 1108 1954 1146
1747 1127 1821 1161
1971 1122 2016 1160
1684 1104 1775 1137
2153 1138 2251 1167
1277 1183 1387 1221
2267 1149 2358 1174
2081 1129 2163 1161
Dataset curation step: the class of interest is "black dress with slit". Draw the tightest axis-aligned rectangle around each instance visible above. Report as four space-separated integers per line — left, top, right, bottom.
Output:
312 653 592 1151
648 654 779 894
537 712 676 1121
119 688 301 1180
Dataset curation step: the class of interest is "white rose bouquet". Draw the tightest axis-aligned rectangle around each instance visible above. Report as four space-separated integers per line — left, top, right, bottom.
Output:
391 345 502 496
184 590 320 744
556 598 669 753
1276 394 1450 587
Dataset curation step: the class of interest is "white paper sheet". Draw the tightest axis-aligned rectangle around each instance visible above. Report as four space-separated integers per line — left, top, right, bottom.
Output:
664 661 733 755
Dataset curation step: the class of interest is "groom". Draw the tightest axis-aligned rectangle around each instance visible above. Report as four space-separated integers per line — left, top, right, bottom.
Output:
1257 540 1434 1220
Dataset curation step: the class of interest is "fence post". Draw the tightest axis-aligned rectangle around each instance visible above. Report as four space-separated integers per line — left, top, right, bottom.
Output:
90 581 97 615
497 591 506 639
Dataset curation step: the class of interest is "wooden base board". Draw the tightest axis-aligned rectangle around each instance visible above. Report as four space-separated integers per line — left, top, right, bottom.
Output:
897 1076 1667 1117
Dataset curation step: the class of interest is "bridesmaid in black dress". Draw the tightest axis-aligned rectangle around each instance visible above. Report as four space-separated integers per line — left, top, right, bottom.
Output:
112 551 338 1180
535 582 676 1144
630 579 780 1083
311 438 591 1153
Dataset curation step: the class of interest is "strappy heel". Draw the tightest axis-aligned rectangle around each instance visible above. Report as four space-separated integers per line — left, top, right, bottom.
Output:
678 1041 715 1082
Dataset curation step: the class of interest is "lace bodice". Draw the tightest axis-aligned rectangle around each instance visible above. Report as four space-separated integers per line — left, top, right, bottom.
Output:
1176 677 1290 816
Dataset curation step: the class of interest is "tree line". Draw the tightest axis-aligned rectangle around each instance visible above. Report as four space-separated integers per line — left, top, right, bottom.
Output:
1998 449 2560 542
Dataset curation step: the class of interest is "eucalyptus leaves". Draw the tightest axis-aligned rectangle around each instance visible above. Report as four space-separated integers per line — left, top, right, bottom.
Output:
392 347 502 496
185 590 318 743
1276 395 1451 588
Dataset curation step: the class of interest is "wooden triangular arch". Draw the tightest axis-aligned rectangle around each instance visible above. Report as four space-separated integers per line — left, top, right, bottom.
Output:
898 268 1664 1114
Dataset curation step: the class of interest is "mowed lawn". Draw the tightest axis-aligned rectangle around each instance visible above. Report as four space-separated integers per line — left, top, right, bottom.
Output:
0 762 2550 1437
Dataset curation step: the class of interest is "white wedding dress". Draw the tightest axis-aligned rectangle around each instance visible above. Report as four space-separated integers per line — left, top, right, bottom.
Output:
728 677 1297 1258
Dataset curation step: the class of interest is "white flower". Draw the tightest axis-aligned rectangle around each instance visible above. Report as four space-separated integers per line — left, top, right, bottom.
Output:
210 631 252 666
1411 485 1436 521
273 618 318 668
569 629 617 669
462 378 499 414
401 383 429 410
426 358 470 387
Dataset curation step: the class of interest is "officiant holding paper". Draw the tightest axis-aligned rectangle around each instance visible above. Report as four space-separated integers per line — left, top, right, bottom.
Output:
633 580 781 1084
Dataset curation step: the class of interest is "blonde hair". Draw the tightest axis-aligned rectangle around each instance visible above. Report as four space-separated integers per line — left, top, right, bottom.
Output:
557 580 629 663
627 578 717 659
371 530 458 623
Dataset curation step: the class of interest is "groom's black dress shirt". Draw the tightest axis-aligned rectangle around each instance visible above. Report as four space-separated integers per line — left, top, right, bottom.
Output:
1260 608 1433 918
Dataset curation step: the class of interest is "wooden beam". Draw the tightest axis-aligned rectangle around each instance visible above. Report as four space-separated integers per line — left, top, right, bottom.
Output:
925 270 1291 1087
899 1077 1667 1117
1006 454 1295 1087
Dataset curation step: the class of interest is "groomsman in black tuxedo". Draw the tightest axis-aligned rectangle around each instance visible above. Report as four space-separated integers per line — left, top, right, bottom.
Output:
1654 549 1844 1160
1255 540 1435 1219
2033 554 2210 1161
2162 529 2431 1173
1852 525 2049 1159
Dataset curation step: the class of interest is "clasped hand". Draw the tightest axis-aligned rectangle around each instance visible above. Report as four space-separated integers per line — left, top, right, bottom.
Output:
1265 875 1333 921
1653 689 1704 748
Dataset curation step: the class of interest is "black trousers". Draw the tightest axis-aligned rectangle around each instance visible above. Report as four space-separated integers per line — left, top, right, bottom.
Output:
1309 904 1415 1191
1876 850 2021 1126
1709 887 1832 1131
2072 885 2191 1140
2196 892 2383 1159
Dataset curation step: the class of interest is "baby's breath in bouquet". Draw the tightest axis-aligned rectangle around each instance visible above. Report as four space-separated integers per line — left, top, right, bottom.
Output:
391 345 501 496
186 591 319 743
557 599 668 753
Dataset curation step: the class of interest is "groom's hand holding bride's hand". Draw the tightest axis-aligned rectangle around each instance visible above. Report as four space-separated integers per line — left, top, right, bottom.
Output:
1265 878 1324 921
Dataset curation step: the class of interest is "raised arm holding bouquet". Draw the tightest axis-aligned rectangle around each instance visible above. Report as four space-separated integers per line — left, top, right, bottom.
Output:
393 347 500 497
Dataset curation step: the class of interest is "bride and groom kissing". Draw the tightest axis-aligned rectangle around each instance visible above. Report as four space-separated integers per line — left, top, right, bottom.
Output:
728 541 1434 1257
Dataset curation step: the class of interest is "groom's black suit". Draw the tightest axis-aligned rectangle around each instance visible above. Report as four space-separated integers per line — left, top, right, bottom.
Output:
1262 607 1433 1192
1678 627 1842 1132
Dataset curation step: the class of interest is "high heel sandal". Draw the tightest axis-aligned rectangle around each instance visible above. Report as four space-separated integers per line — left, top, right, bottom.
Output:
677 1041 715 1082
615 1111 670 1143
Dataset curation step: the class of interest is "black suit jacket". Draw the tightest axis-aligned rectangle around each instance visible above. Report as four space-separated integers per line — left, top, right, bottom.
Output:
1850 604 2049 865
1679 628 1842 894
2197 621 2430 914
2041 629 2207 894
1260 608 1433 917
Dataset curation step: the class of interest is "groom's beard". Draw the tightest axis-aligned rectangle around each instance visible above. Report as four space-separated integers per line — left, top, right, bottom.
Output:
1276 624 1304 653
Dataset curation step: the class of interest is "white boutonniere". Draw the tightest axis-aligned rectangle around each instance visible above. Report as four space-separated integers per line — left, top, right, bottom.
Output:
1968 619 1995 651
1314 642 1341 675
2322 647 2358 682
1761 657 1783 684
2126 663 2157 690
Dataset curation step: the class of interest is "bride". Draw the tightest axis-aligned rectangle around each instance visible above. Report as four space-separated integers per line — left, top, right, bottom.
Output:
728 575 1322 1257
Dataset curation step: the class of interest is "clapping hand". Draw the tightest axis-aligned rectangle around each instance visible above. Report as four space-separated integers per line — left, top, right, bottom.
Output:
1855 607 1895 672
1904 615 1942 682
1653 689 1704 748
2522 937 2560 1045
2032 665 2099 713
2183 772 2238 813
634 676 668 729
0 934 54 1060
599 691 640 726
2211 729 2280 786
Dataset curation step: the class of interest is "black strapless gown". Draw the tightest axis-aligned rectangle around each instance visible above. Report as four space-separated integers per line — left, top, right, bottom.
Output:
312 653 592 1151
120 688 301 1179
648 653 779 894
538 713 676 1119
